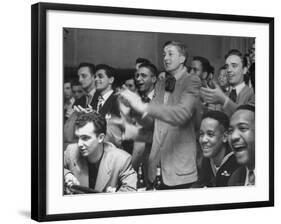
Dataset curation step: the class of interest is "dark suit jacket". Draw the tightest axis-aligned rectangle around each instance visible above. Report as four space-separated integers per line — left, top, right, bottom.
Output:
223 84 255 117
91 91 120 117
73 95 87 108
64 142 137 192
64 91 122 147
193 152 240 188
228 166 247 186
146 70 201 186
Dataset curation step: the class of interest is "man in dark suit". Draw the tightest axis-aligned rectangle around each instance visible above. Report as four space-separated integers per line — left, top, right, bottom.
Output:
193 110 240 188
91 64 120 118
200 49 255 117
228 105 255 186
64 64 121 148
119 41 201 190
73 62 96 108
64 112 137 193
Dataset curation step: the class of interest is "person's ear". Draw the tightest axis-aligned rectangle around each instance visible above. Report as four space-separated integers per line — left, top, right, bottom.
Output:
179 55 186 65
152 75 157 84
109 76 114 85
97 133 105 143
243 66 248 75
222 131 228 143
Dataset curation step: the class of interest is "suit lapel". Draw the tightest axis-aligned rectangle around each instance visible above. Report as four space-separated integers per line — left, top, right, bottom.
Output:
237 85 248 103
90 92 99 110
95 148 112 192
99 92 115 116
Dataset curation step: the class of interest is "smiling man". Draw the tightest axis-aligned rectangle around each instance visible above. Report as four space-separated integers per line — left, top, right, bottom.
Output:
200 49 255 117
193 110 240 187
119 41 201 190
91 64 120 117
228 105 255 186
64 112 137 193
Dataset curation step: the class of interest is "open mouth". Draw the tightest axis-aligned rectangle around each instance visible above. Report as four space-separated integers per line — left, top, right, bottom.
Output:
232 144 247 152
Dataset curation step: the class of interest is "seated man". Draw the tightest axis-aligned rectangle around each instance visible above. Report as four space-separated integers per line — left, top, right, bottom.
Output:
228 105 255 186
193 111 240 187
64 112 137 193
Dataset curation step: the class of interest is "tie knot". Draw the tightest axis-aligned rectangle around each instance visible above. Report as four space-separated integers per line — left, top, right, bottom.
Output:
141 94 150 103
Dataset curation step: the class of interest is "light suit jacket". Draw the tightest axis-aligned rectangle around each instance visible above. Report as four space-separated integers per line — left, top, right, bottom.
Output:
223 85 255 117
145 71 201 186
64 142 137 192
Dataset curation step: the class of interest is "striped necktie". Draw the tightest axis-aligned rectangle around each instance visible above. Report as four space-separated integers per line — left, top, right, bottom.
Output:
96 96 104 113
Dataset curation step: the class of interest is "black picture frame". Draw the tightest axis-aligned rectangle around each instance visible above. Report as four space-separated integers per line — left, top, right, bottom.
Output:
31 2 274 222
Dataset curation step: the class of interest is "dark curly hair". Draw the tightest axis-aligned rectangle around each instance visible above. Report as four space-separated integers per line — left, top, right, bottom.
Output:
75 111 107 136
202 110 229 131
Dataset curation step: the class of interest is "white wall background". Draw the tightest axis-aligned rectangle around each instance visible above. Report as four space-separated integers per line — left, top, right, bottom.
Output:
0 0 279 223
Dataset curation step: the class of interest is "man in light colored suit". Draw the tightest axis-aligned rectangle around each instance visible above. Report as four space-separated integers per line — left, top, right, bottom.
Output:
64 112 137 193
200 49 255 117
119 41 201 189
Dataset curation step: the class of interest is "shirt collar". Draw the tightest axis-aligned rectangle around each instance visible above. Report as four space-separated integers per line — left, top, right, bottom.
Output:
231 82 245 95
210 152 234 176
147 89 155 100
87 88 96 97
245 167 255 185
101 89 114 102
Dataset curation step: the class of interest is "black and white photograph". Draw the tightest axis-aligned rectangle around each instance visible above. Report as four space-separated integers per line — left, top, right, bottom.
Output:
62 28 256 194
30 2 274 222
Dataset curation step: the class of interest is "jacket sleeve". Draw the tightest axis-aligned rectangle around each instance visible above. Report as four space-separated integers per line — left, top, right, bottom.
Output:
223 88 255 117
147 75 201 126
63 111 79 144
117 154 137 192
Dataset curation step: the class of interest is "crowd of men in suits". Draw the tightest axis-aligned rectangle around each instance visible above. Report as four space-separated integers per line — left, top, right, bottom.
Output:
63 40 255 193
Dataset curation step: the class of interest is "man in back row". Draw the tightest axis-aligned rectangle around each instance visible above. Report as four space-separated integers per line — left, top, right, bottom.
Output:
200 49 255 117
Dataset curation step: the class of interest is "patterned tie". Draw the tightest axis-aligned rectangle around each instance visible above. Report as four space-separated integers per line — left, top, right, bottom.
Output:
96 96 104 113
247 170 255 186
141 94 151 103
229 88 237 102
165 74 176 92
86 94 92 106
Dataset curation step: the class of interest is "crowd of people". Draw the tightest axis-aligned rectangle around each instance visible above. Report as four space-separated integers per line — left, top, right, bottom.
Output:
63 40 255 194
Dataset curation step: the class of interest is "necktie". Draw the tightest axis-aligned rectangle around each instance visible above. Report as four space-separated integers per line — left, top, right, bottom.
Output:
141 94 151 103
96 96 104 113
247 170 255 186
229 88 237 102
165 74 176 92
86 94 92 106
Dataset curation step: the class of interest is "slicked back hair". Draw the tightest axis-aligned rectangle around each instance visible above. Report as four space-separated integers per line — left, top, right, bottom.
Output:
225 49 248 68
163 40 188 63
77 62 96 76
